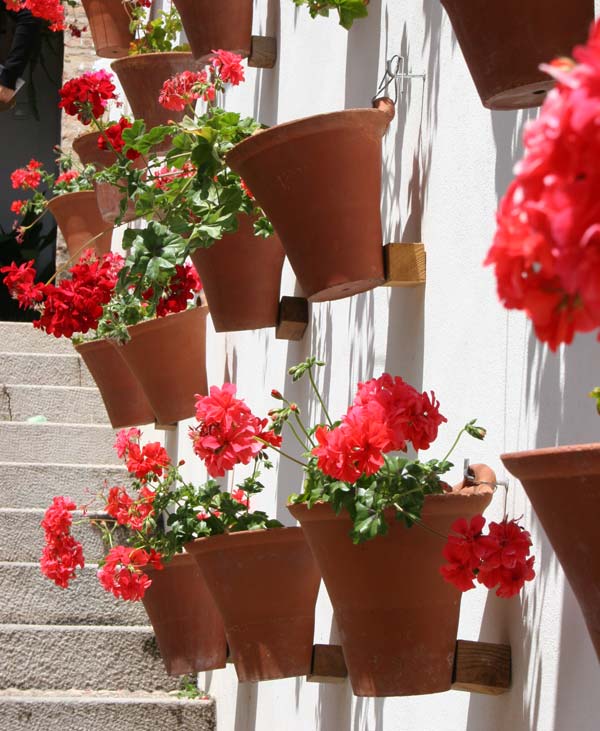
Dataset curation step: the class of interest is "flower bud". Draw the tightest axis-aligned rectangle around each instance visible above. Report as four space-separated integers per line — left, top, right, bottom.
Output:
271 389 283 400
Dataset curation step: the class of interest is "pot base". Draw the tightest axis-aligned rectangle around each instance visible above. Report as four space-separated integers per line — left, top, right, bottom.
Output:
485 80 553 111
309 275 385 303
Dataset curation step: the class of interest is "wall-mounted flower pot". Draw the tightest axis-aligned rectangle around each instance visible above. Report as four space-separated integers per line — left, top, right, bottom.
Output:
440 0 593 110
81 0 133 58
502 444 600 660
190 215 285 332
72 132 138 225
185 527 321 682
75 338 155 428
118 305 209 424
226 101 394 302
171 0 253 61
142 553 228 675
47 191 112 262
288 465 495 697
111 52 198 146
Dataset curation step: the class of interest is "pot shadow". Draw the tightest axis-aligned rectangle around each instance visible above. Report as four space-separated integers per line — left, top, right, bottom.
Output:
343 0 382 109
252 0 280 126
233 681 258 731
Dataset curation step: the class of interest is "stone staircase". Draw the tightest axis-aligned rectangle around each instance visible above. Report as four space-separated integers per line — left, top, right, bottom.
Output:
0 322 216 730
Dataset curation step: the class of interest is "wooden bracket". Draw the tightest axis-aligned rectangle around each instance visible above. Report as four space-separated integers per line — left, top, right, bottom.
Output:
276 296 309 341
154 421 177 431
308 641 511 695
383 243 426 287
248 36 278 69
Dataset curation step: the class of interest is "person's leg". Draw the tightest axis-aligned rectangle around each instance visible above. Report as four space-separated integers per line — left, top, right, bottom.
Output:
0 8 42 109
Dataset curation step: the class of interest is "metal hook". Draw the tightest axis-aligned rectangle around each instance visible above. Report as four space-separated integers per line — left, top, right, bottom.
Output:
463 458 507 492
373 55 425 105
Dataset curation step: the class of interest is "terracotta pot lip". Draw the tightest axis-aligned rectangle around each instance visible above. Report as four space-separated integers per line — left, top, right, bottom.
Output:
111 51 193 69
123 304 209 340
74 338 111 354
47 190 96 206
502 442 600 478
226 107 393 169
185 526 304 556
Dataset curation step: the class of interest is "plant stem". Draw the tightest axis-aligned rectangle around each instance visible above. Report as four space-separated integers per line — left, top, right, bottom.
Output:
255 437 305 468
393 503 448 541
441 425 467 465
308 366 333 426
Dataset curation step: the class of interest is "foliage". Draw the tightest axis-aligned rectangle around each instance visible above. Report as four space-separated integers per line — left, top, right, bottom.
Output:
292 0 369 29
128 5 189 55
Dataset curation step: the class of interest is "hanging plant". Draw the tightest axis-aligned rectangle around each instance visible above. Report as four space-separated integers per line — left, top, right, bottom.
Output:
292 0 369 30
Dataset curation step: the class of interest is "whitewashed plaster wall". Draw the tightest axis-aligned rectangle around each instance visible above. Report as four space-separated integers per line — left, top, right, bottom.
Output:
161 2 600 729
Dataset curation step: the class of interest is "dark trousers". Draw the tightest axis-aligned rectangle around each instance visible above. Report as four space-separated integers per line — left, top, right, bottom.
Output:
0 8 42 90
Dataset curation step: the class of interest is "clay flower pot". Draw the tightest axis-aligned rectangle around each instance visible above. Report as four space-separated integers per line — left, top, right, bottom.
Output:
185 527 321 682
75 338 155 428
502 444 600 660
190 215 285 332
46 191 112 262
118 305 209 424
226 101 394 302
111 52 199 133
171 0 253 61
440 0 593 110
72 132 138 225
81 0 133 58
288 465 495 697
142 553 228 676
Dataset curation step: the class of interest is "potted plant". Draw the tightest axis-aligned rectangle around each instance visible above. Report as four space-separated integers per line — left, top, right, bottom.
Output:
9 155 111 262
292 0 370 30
260 357 535 696
486 21 600 659
181 385 321 682
226 98 395 302
439 0 592 110
38 427 228 676
80 0 139 57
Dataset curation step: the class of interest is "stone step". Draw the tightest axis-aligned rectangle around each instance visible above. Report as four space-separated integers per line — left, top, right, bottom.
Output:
0 352 94 388
0 509 111 562
0 384 108 424
0 624 179 691
0 563 148 626
0 462 127 509
0 322 74 354
0 423 119 465
0 690 216 731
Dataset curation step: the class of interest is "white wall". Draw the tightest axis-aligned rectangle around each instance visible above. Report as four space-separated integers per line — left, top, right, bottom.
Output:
170 2 600 729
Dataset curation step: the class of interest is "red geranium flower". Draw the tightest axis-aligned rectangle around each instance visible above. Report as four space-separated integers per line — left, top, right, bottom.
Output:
97 546 163 602
158 70 215 111
10 159 42 190
210 49 245 86
40 496 85 589
125 442 171 481
97 117 140 161
59 70 117 124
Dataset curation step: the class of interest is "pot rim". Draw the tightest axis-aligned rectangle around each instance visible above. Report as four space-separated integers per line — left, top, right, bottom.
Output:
111 50 194 70
184 525 304 556
226 107 394 169
122 303 209 340
74 337 113 355
46 190 97 207
502 442 600 478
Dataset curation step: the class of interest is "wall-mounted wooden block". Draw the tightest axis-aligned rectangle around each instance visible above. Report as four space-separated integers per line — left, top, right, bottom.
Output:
154 421 177 431
452 640 511 695
248 36 278 69
383 243 426 287
276 296 309 341
307 641 511 695
307 644 347 684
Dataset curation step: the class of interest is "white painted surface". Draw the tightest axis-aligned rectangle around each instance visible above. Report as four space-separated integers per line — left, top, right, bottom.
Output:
135 1 598 727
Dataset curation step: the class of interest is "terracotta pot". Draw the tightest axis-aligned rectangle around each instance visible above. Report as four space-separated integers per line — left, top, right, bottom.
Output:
72 132 138 225
81 0 133 58
47 191 112 262
171 0 253 61
226 104 393 302
118 305 208 424
440 0 593 110
111 52 198 134
142 553 228 676
288 465 495 697
185 527 321 682
75 338 155 428
502 444 600 660
190 216 285 332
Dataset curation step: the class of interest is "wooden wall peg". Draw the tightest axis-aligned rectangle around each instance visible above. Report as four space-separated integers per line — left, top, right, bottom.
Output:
276 296 309 341
154 421 177 431
383 243 426 287
248 36 278 69
308 641 511 695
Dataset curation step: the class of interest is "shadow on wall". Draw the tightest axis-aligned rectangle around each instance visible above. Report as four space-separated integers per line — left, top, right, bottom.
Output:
252 0 280 126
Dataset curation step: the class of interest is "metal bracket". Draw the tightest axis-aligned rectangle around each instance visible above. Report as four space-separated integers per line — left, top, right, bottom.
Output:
373 55 425 105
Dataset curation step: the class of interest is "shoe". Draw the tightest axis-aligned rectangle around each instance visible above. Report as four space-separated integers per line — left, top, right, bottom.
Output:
0 84 17 111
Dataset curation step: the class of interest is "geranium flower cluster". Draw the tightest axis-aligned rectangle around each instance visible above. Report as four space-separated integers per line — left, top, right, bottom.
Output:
59 70 117 124
485 19 600 350
152 162 196 191
158 49 245 112
97 117 140 161
190 383 282 477
40 497 84 589
6 0 66 31
10 159 42 191
1 252 123 338
313 374 447 483
142 263 202 318
440 515 536 598
114 427 171 481
97 546 163 602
